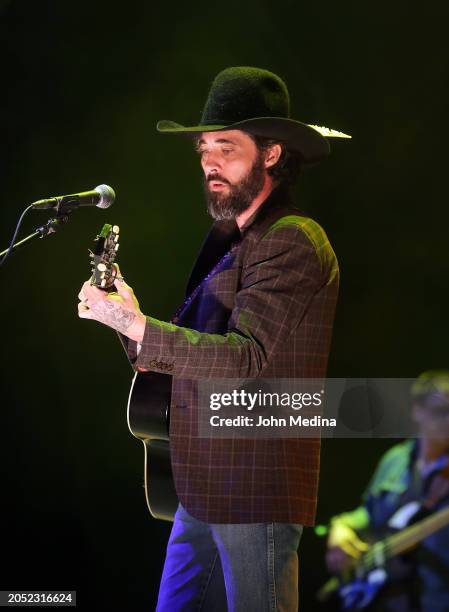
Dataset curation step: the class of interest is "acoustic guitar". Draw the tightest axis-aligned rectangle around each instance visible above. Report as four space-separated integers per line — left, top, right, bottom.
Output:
89 223 178 522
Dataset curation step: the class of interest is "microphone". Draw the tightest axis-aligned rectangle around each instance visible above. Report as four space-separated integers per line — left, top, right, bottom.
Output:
31 184 115 210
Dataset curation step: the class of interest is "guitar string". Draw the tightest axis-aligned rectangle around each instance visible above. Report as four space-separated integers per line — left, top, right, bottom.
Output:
360 505 449 571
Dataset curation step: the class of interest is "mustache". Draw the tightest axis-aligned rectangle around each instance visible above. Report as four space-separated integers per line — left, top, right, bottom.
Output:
206 175 230 184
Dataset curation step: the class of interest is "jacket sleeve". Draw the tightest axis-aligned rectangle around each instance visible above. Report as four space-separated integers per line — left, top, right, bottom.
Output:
128 222 325 379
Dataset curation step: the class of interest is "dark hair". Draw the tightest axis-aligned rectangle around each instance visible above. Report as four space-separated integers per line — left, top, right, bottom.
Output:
249 134 303 185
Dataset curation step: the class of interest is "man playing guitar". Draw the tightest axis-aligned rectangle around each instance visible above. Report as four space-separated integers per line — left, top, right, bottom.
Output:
77 66 348 611
325 371 449 612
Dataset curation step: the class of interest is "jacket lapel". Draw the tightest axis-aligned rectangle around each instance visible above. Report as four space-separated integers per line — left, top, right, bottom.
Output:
185 184 296 297
185 219 240 297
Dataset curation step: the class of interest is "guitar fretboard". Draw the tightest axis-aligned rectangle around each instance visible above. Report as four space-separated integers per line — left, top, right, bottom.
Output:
359 505 449 574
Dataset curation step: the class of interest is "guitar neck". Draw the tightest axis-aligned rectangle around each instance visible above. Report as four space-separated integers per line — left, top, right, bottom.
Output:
359 505 449 574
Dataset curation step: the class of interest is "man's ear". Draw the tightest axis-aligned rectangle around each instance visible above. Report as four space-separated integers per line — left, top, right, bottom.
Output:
264 144 282 169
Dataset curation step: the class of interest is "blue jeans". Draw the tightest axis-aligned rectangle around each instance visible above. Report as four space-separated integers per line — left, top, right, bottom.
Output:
155 503 303 612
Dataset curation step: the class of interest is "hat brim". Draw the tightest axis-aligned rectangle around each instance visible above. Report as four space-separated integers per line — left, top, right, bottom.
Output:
156 117 330 166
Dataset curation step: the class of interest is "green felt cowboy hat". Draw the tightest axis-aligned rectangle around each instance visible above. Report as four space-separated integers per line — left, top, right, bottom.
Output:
157 66 351 166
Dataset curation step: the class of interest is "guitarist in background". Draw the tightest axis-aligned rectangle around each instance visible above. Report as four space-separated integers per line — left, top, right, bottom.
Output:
325 370 449 612
77 67 344 611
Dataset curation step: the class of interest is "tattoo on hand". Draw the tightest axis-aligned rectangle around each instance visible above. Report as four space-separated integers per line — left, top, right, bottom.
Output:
91 300 136 334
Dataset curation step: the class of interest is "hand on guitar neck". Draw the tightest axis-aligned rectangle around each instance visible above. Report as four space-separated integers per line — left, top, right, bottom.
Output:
78 224 146 343
78 267 146 342
326 519 369 576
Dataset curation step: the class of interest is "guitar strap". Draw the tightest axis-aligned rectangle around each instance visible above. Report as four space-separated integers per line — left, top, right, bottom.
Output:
398 451 449 511
421 458 449 510
170 241 241 325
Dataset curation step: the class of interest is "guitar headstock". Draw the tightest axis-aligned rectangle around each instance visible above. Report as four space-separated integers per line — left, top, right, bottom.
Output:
89 223 120 289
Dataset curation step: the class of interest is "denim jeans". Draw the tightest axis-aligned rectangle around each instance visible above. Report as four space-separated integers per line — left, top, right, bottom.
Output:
155 503 303 612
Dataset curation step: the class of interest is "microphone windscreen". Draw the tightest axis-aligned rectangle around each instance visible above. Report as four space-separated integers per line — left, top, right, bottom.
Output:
95 184 115 209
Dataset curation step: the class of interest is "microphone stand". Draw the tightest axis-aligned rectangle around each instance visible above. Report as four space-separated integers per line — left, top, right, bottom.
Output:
0 205 74 262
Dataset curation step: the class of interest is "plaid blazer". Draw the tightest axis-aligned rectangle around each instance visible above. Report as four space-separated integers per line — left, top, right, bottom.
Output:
124 183 339 525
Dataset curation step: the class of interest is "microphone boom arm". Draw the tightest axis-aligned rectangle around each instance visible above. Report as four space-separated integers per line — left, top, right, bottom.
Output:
0 207 73 264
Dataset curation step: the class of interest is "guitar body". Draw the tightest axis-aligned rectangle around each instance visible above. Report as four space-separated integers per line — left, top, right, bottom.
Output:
127 371 178 521
338 569 387 611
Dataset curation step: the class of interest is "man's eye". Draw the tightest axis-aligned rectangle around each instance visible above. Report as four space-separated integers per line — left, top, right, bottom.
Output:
222 149 234 154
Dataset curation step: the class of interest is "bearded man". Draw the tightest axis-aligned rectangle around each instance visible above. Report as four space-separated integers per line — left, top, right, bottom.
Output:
78 66 345 611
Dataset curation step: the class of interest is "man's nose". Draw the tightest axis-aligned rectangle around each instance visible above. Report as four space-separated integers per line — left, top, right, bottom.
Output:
202 151 222 173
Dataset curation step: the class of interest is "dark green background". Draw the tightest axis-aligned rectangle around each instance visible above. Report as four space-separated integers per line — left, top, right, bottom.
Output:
1 0 448 609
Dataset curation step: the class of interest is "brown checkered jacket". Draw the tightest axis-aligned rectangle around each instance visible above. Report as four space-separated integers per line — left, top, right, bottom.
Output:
124 183 339 525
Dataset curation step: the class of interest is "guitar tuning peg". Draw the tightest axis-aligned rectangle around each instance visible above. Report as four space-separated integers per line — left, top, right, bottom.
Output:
113 225 120 234
101 279 106 288
97 263 107 272
115 244 119 251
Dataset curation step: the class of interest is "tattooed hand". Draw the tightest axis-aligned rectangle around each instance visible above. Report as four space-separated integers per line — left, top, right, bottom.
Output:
77 264 146 343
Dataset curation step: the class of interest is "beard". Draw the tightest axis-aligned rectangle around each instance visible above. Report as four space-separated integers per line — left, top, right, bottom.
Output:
203 152 266 221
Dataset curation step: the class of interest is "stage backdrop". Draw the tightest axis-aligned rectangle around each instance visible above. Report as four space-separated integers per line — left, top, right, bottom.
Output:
1 0 448 609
